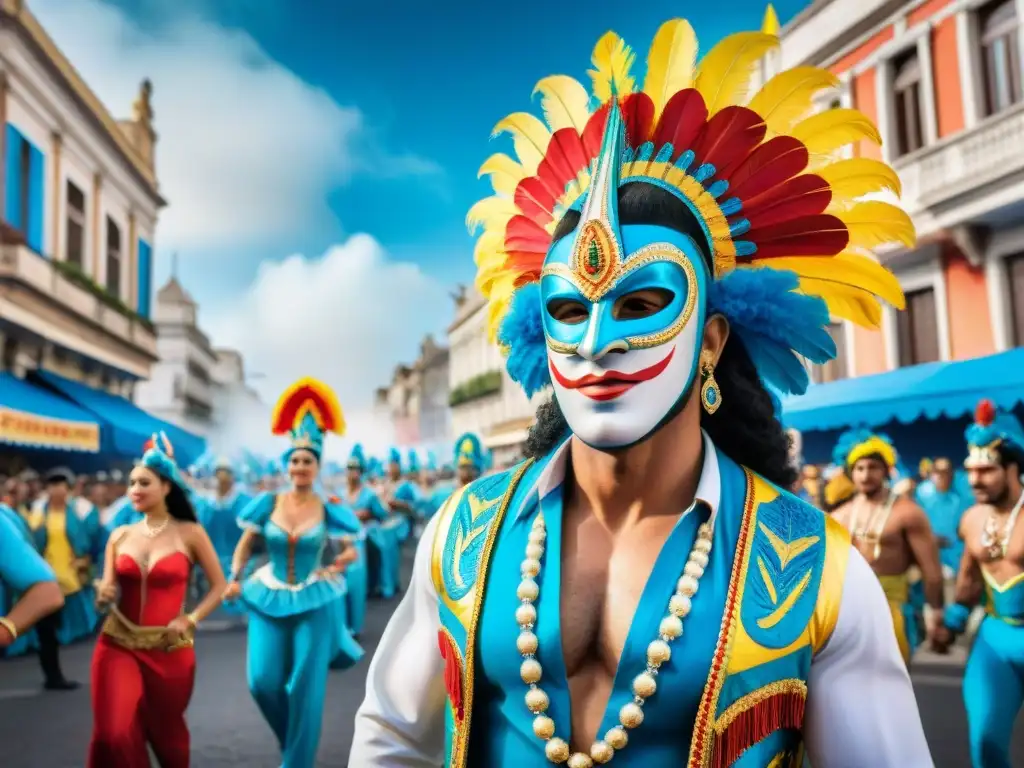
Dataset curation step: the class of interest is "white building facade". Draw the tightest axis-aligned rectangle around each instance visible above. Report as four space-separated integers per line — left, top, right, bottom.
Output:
0 1 163 391
207 347 269 457
133 278 216 437
447 286 546 467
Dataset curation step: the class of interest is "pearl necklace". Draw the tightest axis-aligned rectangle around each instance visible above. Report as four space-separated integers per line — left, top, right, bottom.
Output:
517 511 714 767
143 517 170 539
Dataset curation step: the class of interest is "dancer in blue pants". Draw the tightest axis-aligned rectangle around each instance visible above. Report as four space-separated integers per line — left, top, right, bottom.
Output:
224 378 362 768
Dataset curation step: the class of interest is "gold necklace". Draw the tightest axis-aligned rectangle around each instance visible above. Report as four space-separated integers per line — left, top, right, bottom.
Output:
143 517 170 539
980 489 1024 562
517 511 714 767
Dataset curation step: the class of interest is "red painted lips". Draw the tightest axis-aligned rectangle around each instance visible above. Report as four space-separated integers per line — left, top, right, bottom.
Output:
549 348 675 401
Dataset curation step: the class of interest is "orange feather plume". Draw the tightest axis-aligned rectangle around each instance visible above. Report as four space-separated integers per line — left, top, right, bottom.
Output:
270 378 346 437
976 399 996 427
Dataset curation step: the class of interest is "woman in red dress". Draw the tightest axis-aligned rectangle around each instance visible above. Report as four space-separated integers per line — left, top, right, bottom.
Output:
88 434 225 768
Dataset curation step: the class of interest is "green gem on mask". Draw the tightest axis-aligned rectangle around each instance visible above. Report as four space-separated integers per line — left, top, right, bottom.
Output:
586 240 601 275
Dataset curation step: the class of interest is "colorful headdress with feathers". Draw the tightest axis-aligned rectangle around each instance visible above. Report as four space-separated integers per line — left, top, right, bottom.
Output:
139 431 186 489
965 399 1024 468
270 377 345 461
471 18 910 398
407 449 420 474
425 451 438 472
833 428 898 470
348 443 366 472
387 447 402 466
455 432 484 470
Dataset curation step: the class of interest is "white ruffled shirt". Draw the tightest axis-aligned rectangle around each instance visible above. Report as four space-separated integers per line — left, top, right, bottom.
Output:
349 435 935 767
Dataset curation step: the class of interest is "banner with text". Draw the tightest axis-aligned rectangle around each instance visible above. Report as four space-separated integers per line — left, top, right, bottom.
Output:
0 407 100 453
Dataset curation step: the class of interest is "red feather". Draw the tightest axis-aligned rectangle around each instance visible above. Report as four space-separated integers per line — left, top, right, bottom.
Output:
652 89 708 161
582 103 610 158
690 106 766 176
534 128 590 202
745 214 849 259
504 216 551 253
621 92 656 147
514 177 556 224
727 136 809 202
742 175 833 229
143 437 156 452
976 399 996 427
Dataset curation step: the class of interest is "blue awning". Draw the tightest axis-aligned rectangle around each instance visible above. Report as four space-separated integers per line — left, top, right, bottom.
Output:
33 371 207 464
782 348 1024 432
0 372 101 452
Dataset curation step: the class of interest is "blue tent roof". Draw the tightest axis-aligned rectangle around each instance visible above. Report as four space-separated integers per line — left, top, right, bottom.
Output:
34 371 206 464
783 348 1024 432
0 372 101 453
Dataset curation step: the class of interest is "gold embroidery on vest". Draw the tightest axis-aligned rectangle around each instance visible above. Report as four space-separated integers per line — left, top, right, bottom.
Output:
755 523 820 630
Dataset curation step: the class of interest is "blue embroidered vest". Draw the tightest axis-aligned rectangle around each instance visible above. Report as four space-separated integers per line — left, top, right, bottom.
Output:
430 451 850 768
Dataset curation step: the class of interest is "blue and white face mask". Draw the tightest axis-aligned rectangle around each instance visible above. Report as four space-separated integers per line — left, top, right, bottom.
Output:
539 103 711 449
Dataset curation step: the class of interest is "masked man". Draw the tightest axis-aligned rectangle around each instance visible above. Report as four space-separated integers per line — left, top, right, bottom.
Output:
939 400 1024 768
830 431 944 665
350 18 930 767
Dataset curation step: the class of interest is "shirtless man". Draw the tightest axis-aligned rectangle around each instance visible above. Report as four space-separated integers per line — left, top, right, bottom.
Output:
831 431 945 664
939 400 1024 768
349 18 931 767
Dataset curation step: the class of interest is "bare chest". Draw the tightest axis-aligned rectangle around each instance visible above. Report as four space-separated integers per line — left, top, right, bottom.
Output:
965 510 1024 575
559 516 678 675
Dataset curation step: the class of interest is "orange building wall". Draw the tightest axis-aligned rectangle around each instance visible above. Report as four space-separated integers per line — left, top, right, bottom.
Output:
831 26 894 76
931 16 965 137
944 244 996 359
852 322 889 375
908 0 955 26
852 70 882 159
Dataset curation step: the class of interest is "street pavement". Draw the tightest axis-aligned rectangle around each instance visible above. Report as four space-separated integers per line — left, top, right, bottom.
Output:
2 560 1022 766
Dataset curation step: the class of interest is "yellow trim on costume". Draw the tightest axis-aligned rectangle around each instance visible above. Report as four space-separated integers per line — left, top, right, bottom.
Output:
846 435 897 469
808 514 850 654
982 567 1024 593
445 461 533 768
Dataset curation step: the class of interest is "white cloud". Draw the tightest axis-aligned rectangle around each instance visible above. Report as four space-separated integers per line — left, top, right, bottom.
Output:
203 235 452 458
30 0 440 250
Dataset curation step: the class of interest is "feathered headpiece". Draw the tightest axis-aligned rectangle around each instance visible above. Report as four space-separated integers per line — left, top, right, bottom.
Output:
425 450 438 471
387 447 402 466
407 449 420 474
471 19 909 398
454 432 484 470
834 428 897 470
270 377 345 461
139 431 186 489
965 398 1024 468
348 443 366 472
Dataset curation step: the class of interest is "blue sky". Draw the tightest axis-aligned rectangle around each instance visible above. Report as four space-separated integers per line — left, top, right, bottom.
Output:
106 0 810 295
33 0 811 446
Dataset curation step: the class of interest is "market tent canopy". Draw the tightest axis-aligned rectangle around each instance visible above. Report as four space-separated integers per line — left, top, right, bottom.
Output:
33 371 207 465
782 348 1024 432
0 372 101 452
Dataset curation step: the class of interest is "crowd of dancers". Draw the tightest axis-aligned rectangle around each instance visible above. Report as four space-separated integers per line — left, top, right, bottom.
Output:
0 376 489 767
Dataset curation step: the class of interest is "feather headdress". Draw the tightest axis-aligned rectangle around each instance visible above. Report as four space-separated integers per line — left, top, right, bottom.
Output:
270 377 345 460
472 18 910 397
965 399 1024 468
139 431 186 489
834 428 898 469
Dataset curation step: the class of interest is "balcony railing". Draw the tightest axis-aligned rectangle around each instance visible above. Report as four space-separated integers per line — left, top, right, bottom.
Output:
896 102 1024 216
0 236 157 358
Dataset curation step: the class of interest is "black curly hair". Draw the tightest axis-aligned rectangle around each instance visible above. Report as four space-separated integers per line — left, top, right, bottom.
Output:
523 182 797 490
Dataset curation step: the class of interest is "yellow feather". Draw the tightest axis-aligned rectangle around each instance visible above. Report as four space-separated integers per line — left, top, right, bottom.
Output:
589 31 636 103
466 196 519 235
492 112 552 175
533 75 591 132
838 201 916 251
818 158 902 207
747 67 839 136
799 278 883 327
756 252 905 310
694 31 778 115
790 108 881 156
643 19 698 120
478 153 525 196
483 273 518 341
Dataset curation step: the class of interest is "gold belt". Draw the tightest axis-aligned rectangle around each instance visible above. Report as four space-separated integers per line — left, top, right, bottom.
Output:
101 606 194 652
877 573 909 605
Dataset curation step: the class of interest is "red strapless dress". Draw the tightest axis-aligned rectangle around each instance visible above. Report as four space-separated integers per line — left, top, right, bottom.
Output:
87 552 195 768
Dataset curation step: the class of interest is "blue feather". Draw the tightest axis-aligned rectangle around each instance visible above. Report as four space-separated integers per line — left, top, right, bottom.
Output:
655 143 674 163
709 267 836 396
498 284 551 397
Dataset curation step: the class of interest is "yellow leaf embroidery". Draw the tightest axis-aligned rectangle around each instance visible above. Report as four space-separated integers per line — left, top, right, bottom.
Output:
757 570 813 629
757 556 778 604
758 522 819 570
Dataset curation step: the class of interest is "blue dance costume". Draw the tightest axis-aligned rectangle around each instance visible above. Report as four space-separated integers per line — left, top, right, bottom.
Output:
240 378 363 768
947 400 1024 768
0 508 57 648
342 444 386 630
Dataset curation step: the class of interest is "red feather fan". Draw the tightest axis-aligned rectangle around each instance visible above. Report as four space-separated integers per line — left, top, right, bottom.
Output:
690 107 767 176
652 89 707 162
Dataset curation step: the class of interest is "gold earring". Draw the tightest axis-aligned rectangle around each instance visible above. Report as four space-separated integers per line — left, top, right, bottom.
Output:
700 353 722 415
